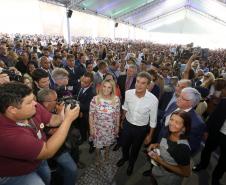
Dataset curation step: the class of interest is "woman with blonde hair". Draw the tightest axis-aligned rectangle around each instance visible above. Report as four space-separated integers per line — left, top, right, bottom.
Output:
89 79 120 165
201 72 215 89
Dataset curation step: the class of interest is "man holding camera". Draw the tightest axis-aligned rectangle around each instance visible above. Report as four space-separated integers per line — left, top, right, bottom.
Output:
0 82 80 185
37 88 79 185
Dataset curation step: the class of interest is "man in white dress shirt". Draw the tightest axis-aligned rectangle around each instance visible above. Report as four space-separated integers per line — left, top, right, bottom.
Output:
116 72 158 176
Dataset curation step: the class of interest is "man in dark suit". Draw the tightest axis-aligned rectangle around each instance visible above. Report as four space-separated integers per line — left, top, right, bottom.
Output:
0 44 14 67
65 54 79 87
158 79 192 119
193 95 226 185
93 61 108 90
15 51 30 74
113 64 137 152
74 72 95 146
117 64 137 105
144 87 205 177
39 56 55 89
159 87 205 154
74 53 87 80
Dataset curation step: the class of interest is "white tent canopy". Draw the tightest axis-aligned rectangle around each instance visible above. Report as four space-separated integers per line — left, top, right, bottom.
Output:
0 0 225 48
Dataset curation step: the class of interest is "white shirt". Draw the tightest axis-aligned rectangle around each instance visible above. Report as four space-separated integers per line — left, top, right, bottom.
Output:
97 71 104 80
220 120 226 135
122 89 158 128
82 86 89 93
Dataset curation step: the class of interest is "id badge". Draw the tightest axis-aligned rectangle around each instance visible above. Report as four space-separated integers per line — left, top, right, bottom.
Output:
68 86 73 91
37 130 42 139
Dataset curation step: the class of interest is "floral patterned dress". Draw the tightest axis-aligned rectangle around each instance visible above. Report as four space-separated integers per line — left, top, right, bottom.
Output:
89 96 120 148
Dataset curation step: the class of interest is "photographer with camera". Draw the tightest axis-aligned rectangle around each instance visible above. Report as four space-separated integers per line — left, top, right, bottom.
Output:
0 65 23 83
37 88 78 185
0 82 80 185
52 67 85 168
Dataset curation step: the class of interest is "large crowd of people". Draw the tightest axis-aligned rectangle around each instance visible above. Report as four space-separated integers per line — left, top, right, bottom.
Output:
0 33 226 185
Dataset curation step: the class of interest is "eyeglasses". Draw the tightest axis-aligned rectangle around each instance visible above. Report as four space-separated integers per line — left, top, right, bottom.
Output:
55 77 68 80
44 99 57 102
179 96 191 101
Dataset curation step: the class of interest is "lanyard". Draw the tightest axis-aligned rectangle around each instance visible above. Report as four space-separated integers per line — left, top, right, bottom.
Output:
16 119 37 131
16 119 43 139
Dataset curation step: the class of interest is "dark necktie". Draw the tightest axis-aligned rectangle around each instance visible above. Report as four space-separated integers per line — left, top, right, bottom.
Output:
126 76 133 90
77 88 84 100
157 102 178 142
164 102 177 118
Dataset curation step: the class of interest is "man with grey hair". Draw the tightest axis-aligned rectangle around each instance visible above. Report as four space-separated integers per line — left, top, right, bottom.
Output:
40 56 54 88
158 79 192 116
144 86 201 178
156 79 192 130
37 88 80 185
158 87 205 154
117 64 137 105
52 68 69 85
51 68 75 99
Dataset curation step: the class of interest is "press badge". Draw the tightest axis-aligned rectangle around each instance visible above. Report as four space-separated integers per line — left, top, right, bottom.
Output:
37 129 42 139
67 86 73 91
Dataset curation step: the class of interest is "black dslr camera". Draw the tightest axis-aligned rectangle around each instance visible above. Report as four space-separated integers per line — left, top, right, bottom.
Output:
1 68 22 82
59 96 79 109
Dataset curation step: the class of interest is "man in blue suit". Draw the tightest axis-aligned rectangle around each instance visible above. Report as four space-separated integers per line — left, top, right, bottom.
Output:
143 80 194 176
158 87 205 154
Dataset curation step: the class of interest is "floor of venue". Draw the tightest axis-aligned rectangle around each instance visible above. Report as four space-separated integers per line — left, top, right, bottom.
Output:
69 142 226 185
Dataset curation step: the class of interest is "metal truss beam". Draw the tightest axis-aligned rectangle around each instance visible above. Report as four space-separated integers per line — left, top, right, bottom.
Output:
137 6 185 26
116 0 165 20
188 5 226 25
67 0 85 9
39 0 68 7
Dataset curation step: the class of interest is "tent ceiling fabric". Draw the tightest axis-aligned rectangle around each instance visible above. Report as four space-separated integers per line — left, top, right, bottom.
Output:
41 0 226 31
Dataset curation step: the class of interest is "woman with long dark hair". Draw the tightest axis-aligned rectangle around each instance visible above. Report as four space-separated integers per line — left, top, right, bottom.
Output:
148 110 191 185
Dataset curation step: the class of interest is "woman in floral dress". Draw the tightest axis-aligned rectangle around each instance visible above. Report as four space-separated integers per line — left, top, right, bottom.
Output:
89 79 120 164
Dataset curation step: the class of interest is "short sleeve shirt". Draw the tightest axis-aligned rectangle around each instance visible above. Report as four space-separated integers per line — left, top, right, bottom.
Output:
0 103 52 176
122 89 158 127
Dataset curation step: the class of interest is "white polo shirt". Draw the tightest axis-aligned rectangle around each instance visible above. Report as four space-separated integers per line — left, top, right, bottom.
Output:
122 89 158 128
